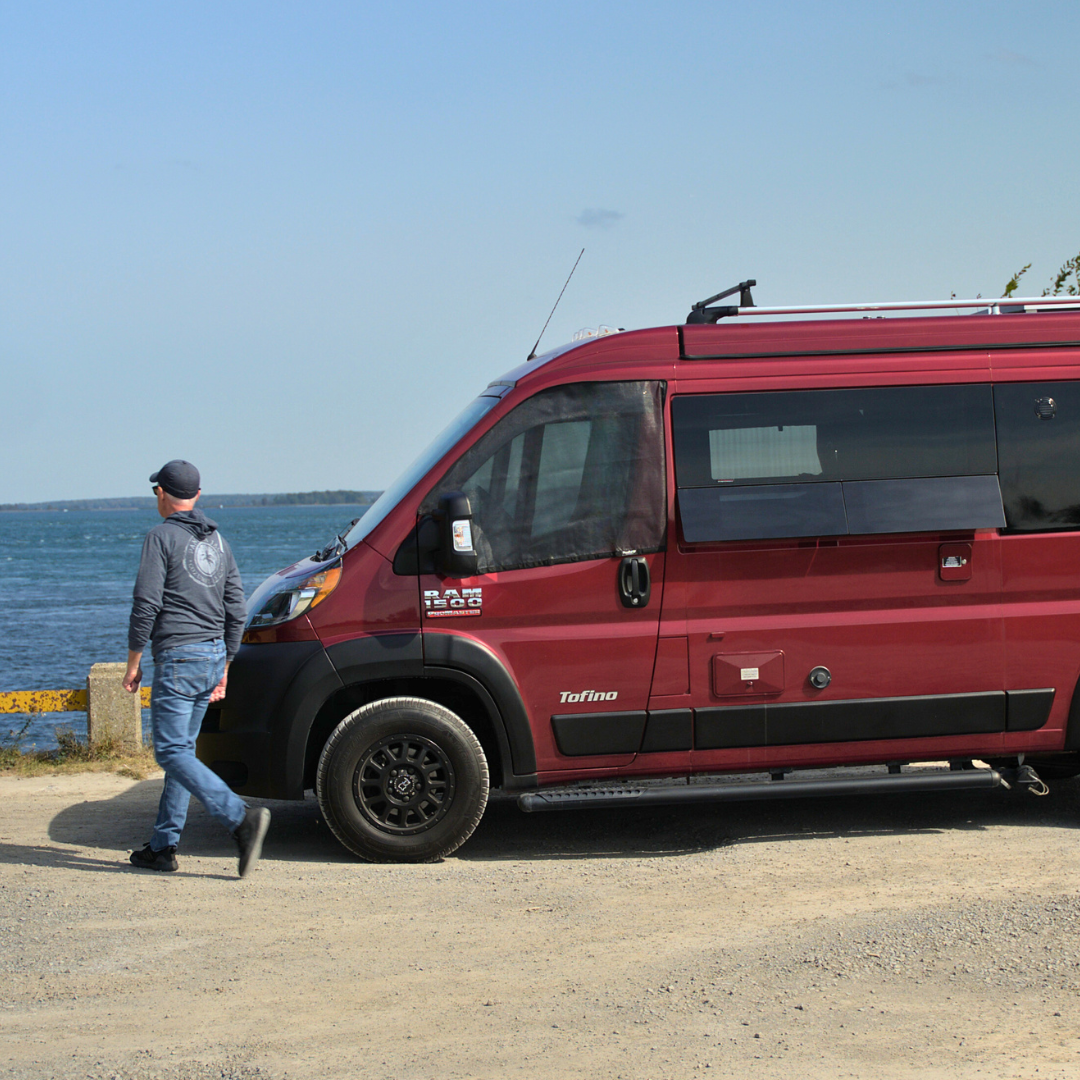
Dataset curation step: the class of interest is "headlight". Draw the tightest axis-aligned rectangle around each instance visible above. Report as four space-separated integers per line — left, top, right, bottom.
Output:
245 564 342 631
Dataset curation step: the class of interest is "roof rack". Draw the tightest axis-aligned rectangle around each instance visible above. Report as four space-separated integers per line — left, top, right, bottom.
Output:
687 280 756 323
686 289 1080 324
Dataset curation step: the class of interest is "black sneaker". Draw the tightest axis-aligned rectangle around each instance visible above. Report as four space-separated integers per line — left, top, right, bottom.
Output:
234 806 271 878
129 843 178 872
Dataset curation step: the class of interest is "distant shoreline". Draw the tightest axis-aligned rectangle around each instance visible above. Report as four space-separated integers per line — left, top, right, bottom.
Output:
0 503 377 513
0 490 382 513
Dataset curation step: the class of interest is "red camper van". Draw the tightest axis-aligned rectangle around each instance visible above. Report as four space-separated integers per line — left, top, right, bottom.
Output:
200 285 1080 861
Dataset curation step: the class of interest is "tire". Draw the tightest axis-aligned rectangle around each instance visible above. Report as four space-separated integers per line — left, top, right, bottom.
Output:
316 696 489 863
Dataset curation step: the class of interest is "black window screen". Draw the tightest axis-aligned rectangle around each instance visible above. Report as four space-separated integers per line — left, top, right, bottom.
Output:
424 381 666 572
996 381 1080 530
673 384 1003 543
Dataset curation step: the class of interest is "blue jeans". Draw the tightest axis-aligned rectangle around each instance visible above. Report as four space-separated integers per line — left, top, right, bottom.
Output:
150 640 247 851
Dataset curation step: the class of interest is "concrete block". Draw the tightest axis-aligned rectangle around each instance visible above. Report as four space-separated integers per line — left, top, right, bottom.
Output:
87 663 142 749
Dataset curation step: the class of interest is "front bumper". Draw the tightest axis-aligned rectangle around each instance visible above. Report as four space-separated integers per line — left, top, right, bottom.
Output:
197 639 342 800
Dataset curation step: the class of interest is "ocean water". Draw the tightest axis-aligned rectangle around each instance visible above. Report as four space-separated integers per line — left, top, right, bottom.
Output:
0 504 370 750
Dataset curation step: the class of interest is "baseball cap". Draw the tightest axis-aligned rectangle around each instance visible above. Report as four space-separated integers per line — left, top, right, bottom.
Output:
150 460 201 499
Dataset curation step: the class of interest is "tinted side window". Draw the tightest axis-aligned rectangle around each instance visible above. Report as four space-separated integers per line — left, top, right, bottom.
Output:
673 384 1003 542
996 381 1080 530
424 382 667 572
532 421 592 539
673 385 997 487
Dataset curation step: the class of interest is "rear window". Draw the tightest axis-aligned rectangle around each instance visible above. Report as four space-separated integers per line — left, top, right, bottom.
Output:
996 381 1080 530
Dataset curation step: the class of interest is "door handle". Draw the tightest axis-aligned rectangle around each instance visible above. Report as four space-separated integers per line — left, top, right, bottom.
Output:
619 556 651 609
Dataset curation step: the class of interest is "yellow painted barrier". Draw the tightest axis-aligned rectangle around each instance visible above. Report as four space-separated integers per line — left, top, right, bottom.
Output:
2 667 147 748
0 687 151 713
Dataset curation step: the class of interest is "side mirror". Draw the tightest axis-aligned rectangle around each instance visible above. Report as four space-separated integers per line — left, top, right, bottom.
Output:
435 491 478 578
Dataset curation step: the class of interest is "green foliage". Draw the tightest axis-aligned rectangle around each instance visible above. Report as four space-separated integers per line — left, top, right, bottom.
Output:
1 716 35 766
1002 252 1080 299
1002 264 1031 298
53 726 121 761
0 723 156 777
1043 253 1080 297
2 714 34 749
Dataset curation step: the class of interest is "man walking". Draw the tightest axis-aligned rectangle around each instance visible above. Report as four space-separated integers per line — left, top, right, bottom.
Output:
123 459 270 876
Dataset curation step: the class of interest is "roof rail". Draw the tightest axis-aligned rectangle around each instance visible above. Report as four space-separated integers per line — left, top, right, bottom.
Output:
686 295 1080 323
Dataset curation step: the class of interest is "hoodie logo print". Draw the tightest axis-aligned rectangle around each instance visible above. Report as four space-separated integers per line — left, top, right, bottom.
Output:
184 536 225 588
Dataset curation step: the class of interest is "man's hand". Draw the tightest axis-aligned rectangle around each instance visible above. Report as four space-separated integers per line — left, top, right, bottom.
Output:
209 670 228 703
123 650 143 694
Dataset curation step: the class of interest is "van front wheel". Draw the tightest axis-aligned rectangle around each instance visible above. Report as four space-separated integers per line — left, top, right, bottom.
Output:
316 697 489 862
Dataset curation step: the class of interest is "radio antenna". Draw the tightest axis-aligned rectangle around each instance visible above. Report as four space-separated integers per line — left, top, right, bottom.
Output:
527 248 584 361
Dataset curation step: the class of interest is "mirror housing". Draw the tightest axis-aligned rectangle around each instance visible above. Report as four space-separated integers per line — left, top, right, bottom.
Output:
435 491 478 578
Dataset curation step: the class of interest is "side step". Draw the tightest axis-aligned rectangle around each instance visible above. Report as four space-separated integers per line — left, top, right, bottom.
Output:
517 768 1003 813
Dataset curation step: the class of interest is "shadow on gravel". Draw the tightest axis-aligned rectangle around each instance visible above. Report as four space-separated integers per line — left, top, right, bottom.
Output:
32 773 1080 871
458 779 1080 862
43 779 352 872
0 841 139 873
0 837 240 879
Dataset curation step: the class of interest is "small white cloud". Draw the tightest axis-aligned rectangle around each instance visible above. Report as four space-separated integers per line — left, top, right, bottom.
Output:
577 208 625 229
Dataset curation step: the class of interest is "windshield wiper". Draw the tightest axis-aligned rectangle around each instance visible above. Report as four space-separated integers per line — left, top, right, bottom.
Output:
313 518 361 562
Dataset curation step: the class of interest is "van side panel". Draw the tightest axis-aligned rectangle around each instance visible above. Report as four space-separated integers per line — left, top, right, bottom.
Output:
655 359 1016 770
423 553 666 775
673 532 1006 768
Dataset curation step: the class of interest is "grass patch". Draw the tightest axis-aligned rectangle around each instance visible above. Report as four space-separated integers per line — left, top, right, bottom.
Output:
0 725 159 779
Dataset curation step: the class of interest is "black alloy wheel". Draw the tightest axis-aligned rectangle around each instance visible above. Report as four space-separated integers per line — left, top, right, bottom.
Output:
316 697 489 862
354 732 455 834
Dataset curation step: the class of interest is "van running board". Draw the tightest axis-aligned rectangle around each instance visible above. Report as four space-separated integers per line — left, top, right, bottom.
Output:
517 768 1004 813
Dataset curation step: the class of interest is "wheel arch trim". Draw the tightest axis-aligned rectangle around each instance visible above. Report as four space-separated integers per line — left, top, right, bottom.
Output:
287 634 425 796
298 633 536 795
422 632 538 778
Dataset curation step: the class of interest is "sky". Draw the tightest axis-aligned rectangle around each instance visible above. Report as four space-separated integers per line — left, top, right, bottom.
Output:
2 1 1078 503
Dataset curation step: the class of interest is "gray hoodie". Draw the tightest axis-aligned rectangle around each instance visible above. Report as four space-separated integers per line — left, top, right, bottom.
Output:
128 509 246 660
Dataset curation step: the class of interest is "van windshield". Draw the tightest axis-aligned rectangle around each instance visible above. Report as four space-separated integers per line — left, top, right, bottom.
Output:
342 394 503 550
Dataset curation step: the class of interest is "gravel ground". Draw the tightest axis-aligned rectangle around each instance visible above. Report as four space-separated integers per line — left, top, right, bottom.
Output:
2 768 1080 1079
